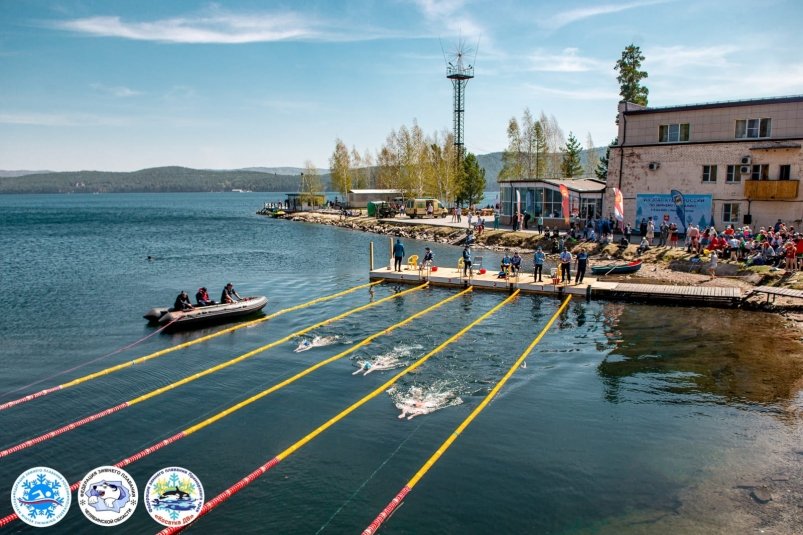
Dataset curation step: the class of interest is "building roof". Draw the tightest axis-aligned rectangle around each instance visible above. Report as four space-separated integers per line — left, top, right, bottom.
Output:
622 94 803 115
348 189 400 194
500 178 606 193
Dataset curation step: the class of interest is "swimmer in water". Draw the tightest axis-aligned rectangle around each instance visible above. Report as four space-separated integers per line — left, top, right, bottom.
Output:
294 335 341 353
352 354 403 375
394 386 459 420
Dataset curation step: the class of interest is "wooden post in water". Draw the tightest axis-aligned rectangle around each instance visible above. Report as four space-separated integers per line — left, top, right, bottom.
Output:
369 242 374 271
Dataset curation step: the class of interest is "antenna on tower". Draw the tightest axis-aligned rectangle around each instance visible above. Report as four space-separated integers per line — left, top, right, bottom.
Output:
444 37 476 165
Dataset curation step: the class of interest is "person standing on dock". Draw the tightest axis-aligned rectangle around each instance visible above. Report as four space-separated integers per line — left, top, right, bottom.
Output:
393 238 405 272
560 248 572 283
575 250 588 284
533 247 545 282
462 245 472 276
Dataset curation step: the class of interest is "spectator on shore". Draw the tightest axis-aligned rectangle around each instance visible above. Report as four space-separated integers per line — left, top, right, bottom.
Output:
646 218 655 244
537 215 544 234
637 236 650 256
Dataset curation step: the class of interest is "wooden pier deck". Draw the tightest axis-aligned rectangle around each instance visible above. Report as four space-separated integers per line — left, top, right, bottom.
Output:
746 286 803 303
369 266 743 307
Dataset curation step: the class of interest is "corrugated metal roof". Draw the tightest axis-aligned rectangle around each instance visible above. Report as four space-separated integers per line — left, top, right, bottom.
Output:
348 189 400 194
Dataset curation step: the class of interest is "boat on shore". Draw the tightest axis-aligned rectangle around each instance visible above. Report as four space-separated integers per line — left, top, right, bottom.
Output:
144 296 268 329
591 259 643 275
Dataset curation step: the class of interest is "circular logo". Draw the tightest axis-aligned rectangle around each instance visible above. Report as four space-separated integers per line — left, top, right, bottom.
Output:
78 466 138 527
144 466 204 527
11 466 71 527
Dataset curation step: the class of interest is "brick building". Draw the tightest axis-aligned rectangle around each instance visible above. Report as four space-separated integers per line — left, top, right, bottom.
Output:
607 95 803 233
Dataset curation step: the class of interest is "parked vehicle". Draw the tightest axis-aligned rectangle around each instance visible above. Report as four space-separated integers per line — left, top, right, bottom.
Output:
404 198 448 218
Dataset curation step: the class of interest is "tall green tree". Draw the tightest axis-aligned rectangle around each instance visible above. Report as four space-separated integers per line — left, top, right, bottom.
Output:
329 138 351 198
595 138 617 181
615 44 649 105
460 152 486 207
561 132 584 178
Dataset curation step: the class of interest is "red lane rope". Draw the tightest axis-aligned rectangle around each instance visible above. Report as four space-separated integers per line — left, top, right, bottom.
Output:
363 486 411 535
157 457 282 535
1 319 178 402
0 402 129 458
0 429 190 527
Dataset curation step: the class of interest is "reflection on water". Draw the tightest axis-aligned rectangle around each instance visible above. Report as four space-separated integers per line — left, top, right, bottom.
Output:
598 302 803 411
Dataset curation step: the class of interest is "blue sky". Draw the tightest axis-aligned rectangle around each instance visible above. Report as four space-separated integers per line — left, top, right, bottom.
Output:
1 0 802 172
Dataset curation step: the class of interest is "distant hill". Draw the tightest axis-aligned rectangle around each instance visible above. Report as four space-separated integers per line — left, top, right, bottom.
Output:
0 147 606 194
0 170 51 178
0 166 326 194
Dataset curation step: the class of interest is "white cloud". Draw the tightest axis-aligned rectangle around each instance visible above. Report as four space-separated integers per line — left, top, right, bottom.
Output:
90 83 141 97
0 112 131 126
53 9 400 44
528 48 608 72
646 45 740 70
541 0 674 29
525 83 619 100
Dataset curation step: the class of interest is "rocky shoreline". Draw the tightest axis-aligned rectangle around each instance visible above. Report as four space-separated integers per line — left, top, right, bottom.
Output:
274 210 803 329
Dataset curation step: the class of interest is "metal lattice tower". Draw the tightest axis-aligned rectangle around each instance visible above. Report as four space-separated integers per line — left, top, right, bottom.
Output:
446 46 474 163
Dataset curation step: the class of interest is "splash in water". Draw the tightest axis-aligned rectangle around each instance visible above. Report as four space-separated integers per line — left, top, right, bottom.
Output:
387 381 462 420
294 335 343 353
352 344 422 375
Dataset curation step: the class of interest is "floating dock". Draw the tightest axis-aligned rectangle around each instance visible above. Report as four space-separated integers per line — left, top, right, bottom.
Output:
369 266 744 307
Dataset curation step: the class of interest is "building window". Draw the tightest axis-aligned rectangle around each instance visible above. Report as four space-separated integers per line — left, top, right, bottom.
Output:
659 123 690 143
702 165 717 183
723 203 740 224
726 165 742 183
751 164 769 180
735 118 771 138
779 164 791 180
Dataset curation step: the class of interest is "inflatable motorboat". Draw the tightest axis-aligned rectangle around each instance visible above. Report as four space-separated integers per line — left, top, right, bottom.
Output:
144 296 268 329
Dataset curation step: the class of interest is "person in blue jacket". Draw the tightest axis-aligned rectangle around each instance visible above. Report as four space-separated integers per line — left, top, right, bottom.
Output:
393 238 405 272
533 247 545 282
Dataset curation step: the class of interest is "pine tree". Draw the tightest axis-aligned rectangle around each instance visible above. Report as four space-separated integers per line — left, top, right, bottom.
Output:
560 132 584 178
595 138 617 181
460 152 486 207
615 44 649 105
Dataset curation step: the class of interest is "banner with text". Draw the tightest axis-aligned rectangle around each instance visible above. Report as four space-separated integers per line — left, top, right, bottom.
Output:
635 193 713 233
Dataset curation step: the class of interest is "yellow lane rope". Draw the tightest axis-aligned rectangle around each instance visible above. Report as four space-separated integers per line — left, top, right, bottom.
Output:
0 281 382 411
0 283 426 459
155 290 520 535
362 295 573 534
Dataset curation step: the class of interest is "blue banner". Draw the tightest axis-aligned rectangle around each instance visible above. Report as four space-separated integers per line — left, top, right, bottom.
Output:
635 193 713 233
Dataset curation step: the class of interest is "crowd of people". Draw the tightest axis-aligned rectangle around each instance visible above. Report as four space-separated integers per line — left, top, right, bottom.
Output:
173 283 243 311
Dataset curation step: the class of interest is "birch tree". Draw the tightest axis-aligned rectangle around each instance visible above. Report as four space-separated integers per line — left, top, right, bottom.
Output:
329 139 351 198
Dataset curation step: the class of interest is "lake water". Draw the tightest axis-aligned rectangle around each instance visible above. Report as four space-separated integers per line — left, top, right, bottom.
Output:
1 193 801 534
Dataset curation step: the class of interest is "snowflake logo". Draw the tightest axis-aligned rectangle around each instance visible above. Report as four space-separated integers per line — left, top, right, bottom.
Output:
12 467 71 527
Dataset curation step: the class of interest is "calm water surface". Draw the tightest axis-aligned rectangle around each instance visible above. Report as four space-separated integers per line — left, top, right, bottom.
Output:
1 193 801 534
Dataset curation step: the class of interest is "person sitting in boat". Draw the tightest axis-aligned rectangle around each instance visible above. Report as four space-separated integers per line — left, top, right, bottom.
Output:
174 291 194 311
195 287 215 307
221 283 242 304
